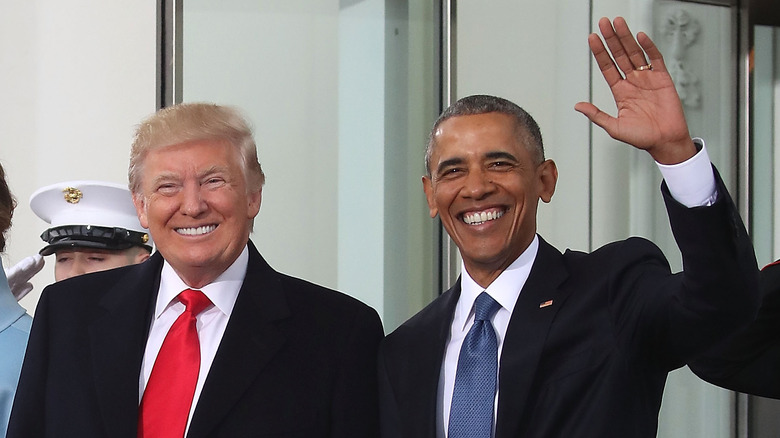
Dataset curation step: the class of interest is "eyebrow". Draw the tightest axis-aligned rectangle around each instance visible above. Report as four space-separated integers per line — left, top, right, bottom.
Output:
435 157 465 175
150 172 180 186
434 151 520 175
150 165 230 184
485 151 519 162
197 165 230 179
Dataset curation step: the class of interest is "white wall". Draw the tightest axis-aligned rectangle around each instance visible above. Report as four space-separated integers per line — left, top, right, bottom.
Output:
0 0 158 312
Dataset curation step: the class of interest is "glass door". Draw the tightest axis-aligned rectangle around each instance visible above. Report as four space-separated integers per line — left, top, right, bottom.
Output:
170 0 440 330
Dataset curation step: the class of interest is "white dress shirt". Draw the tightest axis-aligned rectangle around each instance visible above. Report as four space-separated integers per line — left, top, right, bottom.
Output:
436 141 717 438
139 245 247 436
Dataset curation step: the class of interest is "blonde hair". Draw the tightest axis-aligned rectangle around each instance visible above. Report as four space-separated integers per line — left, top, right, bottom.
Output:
128 103 265 194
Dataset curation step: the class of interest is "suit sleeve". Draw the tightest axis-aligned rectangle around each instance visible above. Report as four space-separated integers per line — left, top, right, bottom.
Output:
6 286 52 437
330 304 384 438
378 345 402 438
614 167 760 371
689 262 780 398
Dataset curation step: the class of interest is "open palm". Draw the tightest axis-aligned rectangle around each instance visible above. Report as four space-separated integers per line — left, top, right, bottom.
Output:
575 17 695 165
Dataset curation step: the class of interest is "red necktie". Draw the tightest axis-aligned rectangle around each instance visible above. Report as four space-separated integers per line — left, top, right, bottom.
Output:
138 289 212 438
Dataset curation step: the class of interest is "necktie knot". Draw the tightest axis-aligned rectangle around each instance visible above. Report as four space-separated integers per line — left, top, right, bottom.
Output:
474 292 500 322
179 289 212 316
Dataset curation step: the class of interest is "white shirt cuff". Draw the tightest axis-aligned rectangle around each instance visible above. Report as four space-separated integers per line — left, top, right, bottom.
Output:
656 138 718 207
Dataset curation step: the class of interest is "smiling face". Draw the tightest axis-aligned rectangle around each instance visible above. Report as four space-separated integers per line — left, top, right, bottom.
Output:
133 139 262 288
423 112 557 287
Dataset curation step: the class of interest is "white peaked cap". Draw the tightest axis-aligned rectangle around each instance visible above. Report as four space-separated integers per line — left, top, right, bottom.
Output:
30 180 153 255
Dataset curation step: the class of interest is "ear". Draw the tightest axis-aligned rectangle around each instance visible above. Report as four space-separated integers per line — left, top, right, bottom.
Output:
135 250 151 264
537 159 558 203
247 187 262 219
132 193 149 228
422 175 438 218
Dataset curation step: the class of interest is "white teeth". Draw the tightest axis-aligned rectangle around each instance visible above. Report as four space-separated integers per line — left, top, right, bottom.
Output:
463 210 504 225
176 225 217 236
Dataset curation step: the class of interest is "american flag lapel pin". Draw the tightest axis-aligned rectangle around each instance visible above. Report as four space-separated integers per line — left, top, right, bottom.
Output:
539 299 553 308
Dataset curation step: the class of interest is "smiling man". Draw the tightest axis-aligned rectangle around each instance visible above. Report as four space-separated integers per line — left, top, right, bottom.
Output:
378 17 760 438
8 103 384 437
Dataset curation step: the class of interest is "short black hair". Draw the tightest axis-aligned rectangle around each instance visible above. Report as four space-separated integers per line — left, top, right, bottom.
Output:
425 95 544 176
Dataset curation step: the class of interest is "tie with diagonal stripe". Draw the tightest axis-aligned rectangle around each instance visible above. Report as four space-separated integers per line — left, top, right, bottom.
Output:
448 292 501 438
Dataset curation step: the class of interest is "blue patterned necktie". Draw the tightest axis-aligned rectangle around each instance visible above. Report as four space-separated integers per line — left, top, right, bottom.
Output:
448 292 501 438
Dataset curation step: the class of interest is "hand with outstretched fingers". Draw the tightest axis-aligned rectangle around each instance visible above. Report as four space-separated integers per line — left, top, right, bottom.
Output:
574 16 696 165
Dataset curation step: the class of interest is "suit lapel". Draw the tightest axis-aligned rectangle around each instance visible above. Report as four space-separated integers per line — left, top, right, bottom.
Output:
89 253 163 437
187 243 290 438
404 282 460 437
495 237 570 438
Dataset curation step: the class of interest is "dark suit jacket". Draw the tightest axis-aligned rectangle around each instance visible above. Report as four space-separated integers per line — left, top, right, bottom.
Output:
8 241 384 437
379 175 759 438
689 260 780 399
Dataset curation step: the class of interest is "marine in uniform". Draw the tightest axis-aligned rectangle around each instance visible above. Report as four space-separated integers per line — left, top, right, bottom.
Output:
29 180 153 283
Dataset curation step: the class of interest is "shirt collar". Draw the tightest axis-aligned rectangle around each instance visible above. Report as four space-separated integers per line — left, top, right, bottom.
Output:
156 245 249 318
455 235 539 331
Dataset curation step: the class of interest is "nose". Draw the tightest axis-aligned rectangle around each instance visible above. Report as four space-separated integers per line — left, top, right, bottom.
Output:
181 182 208 216
72 263 86 277
64 260 87 281
462 168 495 199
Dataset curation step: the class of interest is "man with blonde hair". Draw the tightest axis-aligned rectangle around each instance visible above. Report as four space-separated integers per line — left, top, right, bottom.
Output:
9 103 384 437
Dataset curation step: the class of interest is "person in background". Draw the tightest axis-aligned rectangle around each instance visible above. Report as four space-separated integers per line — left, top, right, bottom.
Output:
378 17 759 438
0 162 32 435
30 180 153 282
8 103 383 437
5 181 153 301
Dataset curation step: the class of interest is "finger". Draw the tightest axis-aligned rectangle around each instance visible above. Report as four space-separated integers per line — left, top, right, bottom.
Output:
588 33 622 88
7 254 44 288
574 102 617 136
12 283 33 301
612 17 650 70
598 17 635 76
637 32 667 73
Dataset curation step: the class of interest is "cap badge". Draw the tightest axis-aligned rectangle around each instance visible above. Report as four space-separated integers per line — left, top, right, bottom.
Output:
62 187 83 204
142 233 149 243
